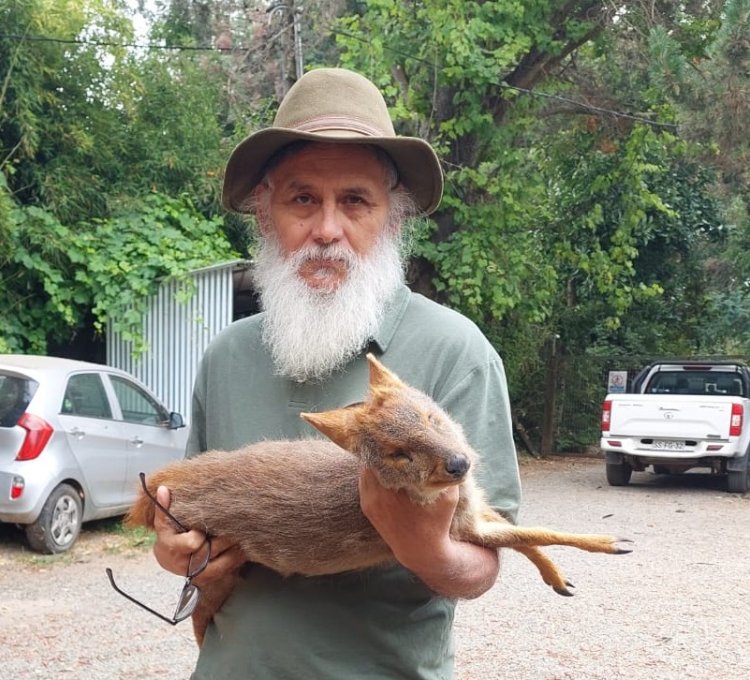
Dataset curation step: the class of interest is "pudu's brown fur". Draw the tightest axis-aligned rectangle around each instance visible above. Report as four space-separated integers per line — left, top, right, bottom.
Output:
126 354 630 646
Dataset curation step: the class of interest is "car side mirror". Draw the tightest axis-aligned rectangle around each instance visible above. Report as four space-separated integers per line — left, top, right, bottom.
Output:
167 412 185 430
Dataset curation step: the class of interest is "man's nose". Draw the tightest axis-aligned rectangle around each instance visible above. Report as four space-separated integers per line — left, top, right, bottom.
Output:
310 201 345 244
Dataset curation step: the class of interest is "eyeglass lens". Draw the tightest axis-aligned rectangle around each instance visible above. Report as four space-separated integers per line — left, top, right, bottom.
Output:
174 581 200 621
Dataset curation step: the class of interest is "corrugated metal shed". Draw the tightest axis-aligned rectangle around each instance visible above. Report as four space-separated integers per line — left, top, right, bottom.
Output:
107 260 254 424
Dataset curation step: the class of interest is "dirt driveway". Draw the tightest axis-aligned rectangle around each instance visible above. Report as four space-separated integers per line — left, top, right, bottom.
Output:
1 456 748 679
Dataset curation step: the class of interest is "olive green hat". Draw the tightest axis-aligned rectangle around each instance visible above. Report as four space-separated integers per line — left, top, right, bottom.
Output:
221 68 443 215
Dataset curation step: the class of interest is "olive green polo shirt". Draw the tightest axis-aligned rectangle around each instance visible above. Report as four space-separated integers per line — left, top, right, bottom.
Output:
187 285 521 680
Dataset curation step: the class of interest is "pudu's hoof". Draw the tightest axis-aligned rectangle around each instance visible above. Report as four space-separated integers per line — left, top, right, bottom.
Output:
614 538 634 554
554 580 575 597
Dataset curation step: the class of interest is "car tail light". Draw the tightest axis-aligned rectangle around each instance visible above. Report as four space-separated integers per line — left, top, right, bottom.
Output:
729 403 743 437
15 413 54 461
601 400 612 433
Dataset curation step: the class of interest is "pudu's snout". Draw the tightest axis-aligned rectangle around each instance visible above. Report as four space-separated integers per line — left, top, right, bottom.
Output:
444 454 471 480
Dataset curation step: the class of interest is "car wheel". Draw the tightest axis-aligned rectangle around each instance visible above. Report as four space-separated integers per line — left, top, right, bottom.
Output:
606 461 632 486
727 459 749 494
25 483 83 554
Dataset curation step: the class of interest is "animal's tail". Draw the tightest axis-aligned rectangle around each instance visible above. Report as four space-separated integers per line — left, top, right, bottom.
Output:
123 471 169 529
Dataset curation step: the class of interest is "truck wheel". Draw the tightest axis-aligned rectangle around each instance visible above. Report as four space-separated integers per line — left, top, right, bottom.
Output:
727 461 749 494
606 461 632 486
25 483 83 554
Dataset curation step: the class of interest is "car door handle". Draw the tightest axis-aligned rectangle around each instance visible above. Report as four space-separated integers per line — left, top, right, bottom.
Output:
130 437 144 447
68 427 85 439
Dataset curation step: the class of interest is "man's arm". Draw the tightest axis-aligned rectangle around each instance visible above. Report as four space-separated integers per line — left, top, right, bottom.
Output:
359 470 500 599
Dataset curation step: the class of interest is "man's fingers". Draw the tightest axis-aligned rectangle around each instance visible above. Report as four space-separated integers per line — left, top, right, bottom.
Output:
152 486 173 532
210 535 240 556
192 544 245 587
155 485 171 507
148 484 244 581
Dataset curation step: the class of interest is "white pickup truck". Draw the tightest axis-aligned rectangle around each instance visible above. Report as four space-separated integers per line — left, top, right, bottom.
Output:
600 360 750 493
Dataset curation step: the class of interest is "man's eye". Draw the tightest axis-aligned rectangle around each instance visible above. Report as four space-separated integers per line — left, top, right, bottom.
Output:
294 194 313 204
391 450 412 462
343 194 366 205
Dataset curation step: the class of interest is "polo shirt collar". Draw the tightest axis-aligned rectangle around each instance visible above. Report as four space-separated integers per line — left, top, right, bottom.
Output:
369 285 411 353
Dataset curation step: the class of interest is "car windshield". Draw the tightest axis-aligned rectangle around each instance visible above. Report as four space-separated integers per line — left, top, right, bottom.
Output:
646 371 745 397
0 373 38 427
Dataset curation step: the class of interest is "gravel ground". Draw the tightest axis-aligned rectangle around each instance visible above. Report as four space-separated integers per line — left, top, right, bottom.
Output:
1 455 748 679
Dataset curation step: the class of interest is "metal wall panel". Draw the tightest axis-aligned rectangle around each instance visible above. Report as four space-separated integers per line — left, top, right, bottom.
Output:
107 261 243 425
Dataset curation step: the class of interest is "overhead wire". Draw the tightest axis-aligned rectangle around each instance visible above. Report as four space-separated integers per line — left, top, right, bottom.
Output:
0 23 676 130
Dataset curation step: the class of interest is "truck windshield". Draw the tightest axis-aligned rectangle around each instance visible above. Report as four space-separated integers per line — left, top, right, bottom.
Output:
645 371 745 397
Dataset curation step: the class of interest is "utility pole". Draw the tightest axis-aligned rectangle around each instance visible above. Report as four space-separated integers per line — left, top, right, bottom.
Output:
292 4 304 80
267 2 304 95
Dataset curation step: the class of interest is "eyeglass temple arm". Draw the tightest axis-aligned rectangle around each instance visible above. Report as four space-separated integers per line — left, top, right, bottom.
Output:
105 568 179 626
138 471 189 533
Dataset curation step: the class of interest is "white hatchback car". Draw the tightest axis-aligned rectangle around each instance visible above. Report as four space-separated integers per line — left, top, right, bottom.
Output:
0 355 188 553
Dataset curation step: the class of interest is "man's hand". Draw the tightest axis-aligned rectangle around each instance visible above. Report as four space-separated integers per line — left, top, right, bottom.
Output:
358 469 500 599
152 486 245 586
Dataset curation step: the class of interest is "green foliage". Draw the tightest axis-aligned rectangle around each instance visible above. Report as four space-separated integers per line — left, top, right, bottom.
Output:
1 192 237 354
544 124 682 332
1 0 240 353
1 195 82 353
2 0 748 451
1 0 227 224
73 193 238 353
335 2 612 335
415 160 556 327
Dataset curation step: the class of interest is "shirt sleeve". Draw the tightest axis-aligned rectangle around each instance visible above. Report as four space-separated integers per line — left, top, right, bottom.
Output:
437 355 522 523
185 361 208 458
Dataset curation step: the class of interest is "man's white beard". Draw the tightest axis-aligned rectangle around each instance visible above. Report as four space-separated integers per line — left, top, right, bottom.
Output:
253 235 405 382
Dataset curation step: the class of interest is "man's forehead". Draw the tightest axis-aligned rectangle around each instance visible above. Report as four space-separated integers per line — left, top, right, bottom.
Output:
268 143 390 187
283 177 381 196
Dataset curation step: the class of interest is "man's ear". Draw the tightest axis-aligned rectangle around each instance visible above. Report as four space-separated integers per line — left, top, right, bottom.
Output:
252 183 273 236
301 402 366 452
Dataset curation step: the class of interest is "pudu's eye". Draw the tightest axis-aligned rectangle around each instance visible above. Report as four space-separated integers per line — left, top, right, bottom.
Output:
391 449 413 462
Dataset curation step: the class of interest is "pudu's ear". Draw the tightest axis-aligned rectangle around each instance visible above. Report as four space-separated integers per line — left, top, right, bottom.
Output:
366 353 404 392
301 355 400 451
301 402 366 453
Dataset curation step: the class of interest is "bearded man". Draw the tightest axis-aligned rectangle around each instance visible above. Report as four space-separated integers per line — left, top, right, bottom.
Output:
152 68 521 680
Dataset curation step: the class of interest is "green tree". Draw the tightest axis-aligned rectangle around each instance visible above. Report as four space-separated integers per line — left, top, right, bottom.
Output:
0 0 238 353
1 191 237 354
648 0 750 354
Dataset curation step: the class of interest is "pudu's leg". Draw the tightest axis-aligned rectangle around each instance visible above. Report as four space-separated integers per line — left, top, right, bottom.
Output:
512 545 576 596
466 512 631 596
471 518 632 555
191 572 240 647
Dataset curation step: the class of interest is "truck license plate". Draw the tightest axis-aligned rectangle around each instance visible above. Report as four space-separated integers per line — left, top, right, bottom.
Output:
651 440 685 451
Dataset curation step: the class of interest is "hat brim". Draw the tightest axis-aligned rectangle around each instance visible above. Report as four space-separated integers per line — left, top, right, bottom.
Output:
221 128 444 215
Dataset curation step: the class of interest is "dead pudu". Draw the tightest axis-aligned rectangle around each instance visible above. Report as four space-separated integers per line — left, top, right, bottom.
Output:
126 354 631 645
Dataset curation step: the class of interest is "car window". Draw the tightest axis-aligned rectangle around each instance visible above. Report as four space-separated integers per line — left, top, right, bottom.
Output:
110 375 169 426
61 373 113 419
0 374 38 427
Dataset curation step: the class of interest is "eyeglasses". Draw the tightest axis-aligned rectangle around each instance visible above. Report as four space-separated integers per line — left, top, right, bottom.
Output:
106 472 212 626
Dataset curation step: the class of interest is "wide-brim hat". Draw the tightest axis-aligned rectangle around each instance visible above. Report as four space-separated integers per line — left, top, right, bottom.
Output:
222 68 444 215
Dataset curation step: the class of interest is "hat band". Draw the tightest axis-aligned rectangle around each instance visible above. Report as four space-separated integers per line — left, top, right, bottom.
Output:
292 115 392 138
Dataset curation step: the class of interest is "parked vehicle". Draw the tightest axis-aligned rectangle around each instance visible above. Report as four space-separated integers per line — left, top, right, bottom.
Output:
0 355 188 553
600 360 750 493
